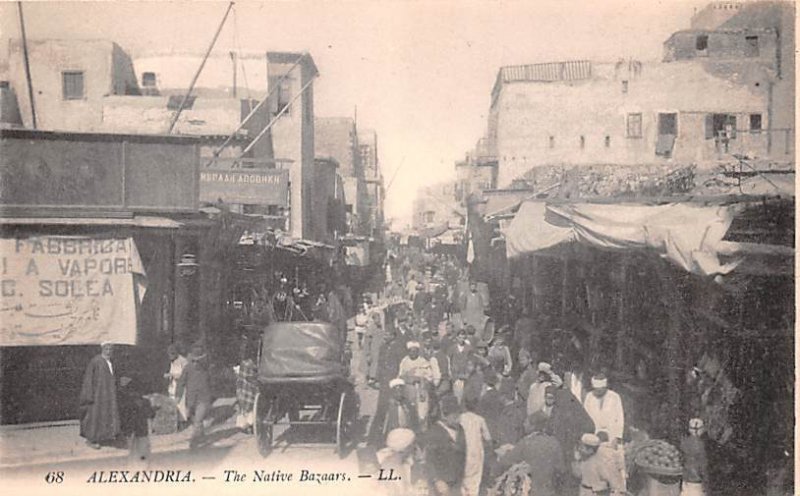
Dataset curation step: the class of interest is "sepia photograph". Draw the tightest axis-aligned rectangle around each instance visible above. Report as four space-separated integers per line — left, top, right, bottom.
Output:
0 1 795 495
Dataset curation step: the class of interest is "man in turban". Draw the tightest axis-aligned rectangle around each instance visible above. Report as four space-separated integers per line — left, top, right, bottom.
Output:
79 341 121 449
582 374 624 445
680 418 709 496
571 433 626 496
526 362 563 415
378 428 418 496
582 374 627 494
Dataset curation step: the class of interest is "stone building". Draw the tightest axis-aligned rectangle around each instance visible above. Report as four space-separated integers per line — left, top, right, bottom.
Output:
358 128 385 237
485 0 794 188
315 117 370 235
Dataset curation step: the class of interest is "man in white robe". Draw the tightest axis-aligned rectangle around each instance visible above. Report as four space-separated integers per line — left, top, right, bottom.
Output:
582 374 624 443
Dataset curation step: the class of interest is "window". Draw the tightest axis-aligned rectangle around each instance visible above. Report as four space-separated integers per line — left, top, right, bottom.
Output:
622 80 628 94
749 113 762 132
705 113 737 140
424 211 435 223
605 136 611 148
658 113 677 136
656 113 678 158
548 136 555 148
269 76 292 116
696 35 709 52
744 36 759 57
579 136 585 149
626 113 642 138
141 72 156 87
62 71 84 100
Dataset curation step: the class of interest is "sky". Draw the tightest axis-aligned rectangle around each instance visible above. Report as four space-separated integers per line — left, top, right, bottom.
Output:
0 0 707 225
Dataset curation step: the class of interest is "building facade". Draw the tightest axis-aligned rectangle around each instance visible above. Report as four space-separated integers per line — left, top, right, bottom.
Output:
454 139 498 206
358 128 385 237
5 39 139 131
412 181 464 231
2 40 327 242
486 1 794 188
315 117 371 235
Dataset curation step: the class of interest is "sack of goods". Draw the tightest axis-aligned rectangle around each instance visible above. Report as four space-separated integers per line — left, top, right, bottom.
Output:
490 462 532 496
147 393 179 435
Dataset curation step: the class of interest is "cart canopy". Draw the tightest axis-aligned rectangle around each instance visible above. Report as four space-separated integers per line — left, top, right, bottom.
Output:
258 322 344 379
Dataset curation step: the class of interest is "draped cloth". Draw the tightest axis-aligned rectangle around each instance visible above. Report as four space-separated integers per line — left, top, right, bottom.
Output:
505 201 750 277
79 354 120 443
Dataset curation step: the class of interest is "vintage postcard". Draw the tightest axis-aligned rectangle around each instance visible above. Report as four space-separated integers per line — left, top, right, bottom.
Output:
0 1 794 495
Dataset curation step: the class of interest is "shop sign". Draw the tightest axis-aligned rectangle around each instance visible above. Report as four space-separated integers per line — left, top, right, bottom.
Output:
199 169 289 205
0 237 145 346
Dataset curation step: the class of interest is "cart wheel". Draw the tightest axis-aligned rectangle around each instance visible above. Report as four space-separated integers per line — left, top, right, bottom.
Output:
254 392 274 457
335 387 358 456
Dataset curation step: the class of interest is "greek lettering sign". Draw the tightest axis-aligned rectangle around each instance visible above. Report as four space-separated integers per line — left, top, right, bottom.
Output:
199 169 289 205
0 237 146 346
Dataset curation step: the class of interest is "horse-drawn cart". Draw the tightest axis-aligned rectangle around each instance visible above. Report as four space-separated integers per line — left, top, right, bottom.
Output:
253 322 359 457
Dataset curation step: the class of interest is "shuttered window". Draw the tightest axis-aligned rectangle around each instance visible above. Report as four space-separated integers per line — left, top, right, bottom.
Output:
626 113 642 138
62 71 84 100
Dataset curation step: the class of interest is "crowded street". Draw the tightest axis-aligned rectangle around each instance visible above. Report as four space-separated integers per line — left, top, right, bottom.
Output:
0 1 795 496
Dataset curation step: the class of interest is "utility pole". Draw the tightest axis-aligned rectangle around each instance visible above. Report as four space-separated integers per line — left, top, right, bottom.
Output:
17 2 37 129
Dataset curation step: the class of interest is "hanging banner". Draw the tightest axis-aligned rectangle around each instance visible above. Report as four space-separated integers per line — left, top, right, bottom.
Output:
0 236 146 346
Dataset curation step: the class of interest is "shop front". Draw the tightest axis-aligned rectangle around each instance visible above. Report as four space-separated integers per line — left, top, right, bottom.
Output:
501 197 794 494
0 129 203 424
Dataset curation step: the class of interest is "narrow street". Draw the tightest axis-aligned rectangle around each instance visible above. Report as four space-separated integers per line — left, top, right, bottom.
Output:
0 2 794 496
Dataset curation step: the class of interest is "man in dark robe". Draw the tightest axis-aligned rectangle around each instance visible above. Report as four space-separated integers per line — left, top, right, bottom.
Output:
477 371 504 444
495 412 565 496
368 330 409 445
379 378 421 439
542 385 595 468
423 395 467 495
79 342 121 449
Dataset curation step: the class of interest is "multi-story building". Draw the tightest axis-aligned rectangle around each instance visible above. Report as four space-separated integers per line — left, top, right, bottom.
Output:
5 39 139 131
486 0 794 189
2 40 324 241
266 52 318 240
412 181 464 231
358 128 385 237
311 157 347 243
315 117 370 235
455 137 498 206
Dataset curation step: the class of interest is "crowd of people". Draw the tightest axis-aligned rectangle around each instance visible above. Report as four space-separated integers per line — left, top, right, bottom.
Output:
355 249 708 496
75 247 710 495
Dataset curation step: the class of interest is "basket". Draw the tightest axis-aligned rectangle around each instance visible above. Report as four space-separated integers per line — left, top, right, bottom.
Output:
635 460 683 477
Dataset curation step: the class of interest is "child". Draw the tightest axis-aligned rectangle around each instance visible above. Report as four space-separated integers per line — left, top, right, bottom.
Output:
118 377 156 467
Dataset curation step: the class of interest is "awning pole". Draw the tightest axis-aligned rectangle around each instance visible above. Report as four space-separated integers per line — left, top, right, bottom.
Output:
236 76 316 160
205 53 308 167
168 1 234 133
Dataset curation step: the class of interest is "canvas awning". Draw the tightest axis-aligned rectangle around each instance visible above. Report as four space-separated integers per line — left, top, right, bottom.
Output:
505 200 793 276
